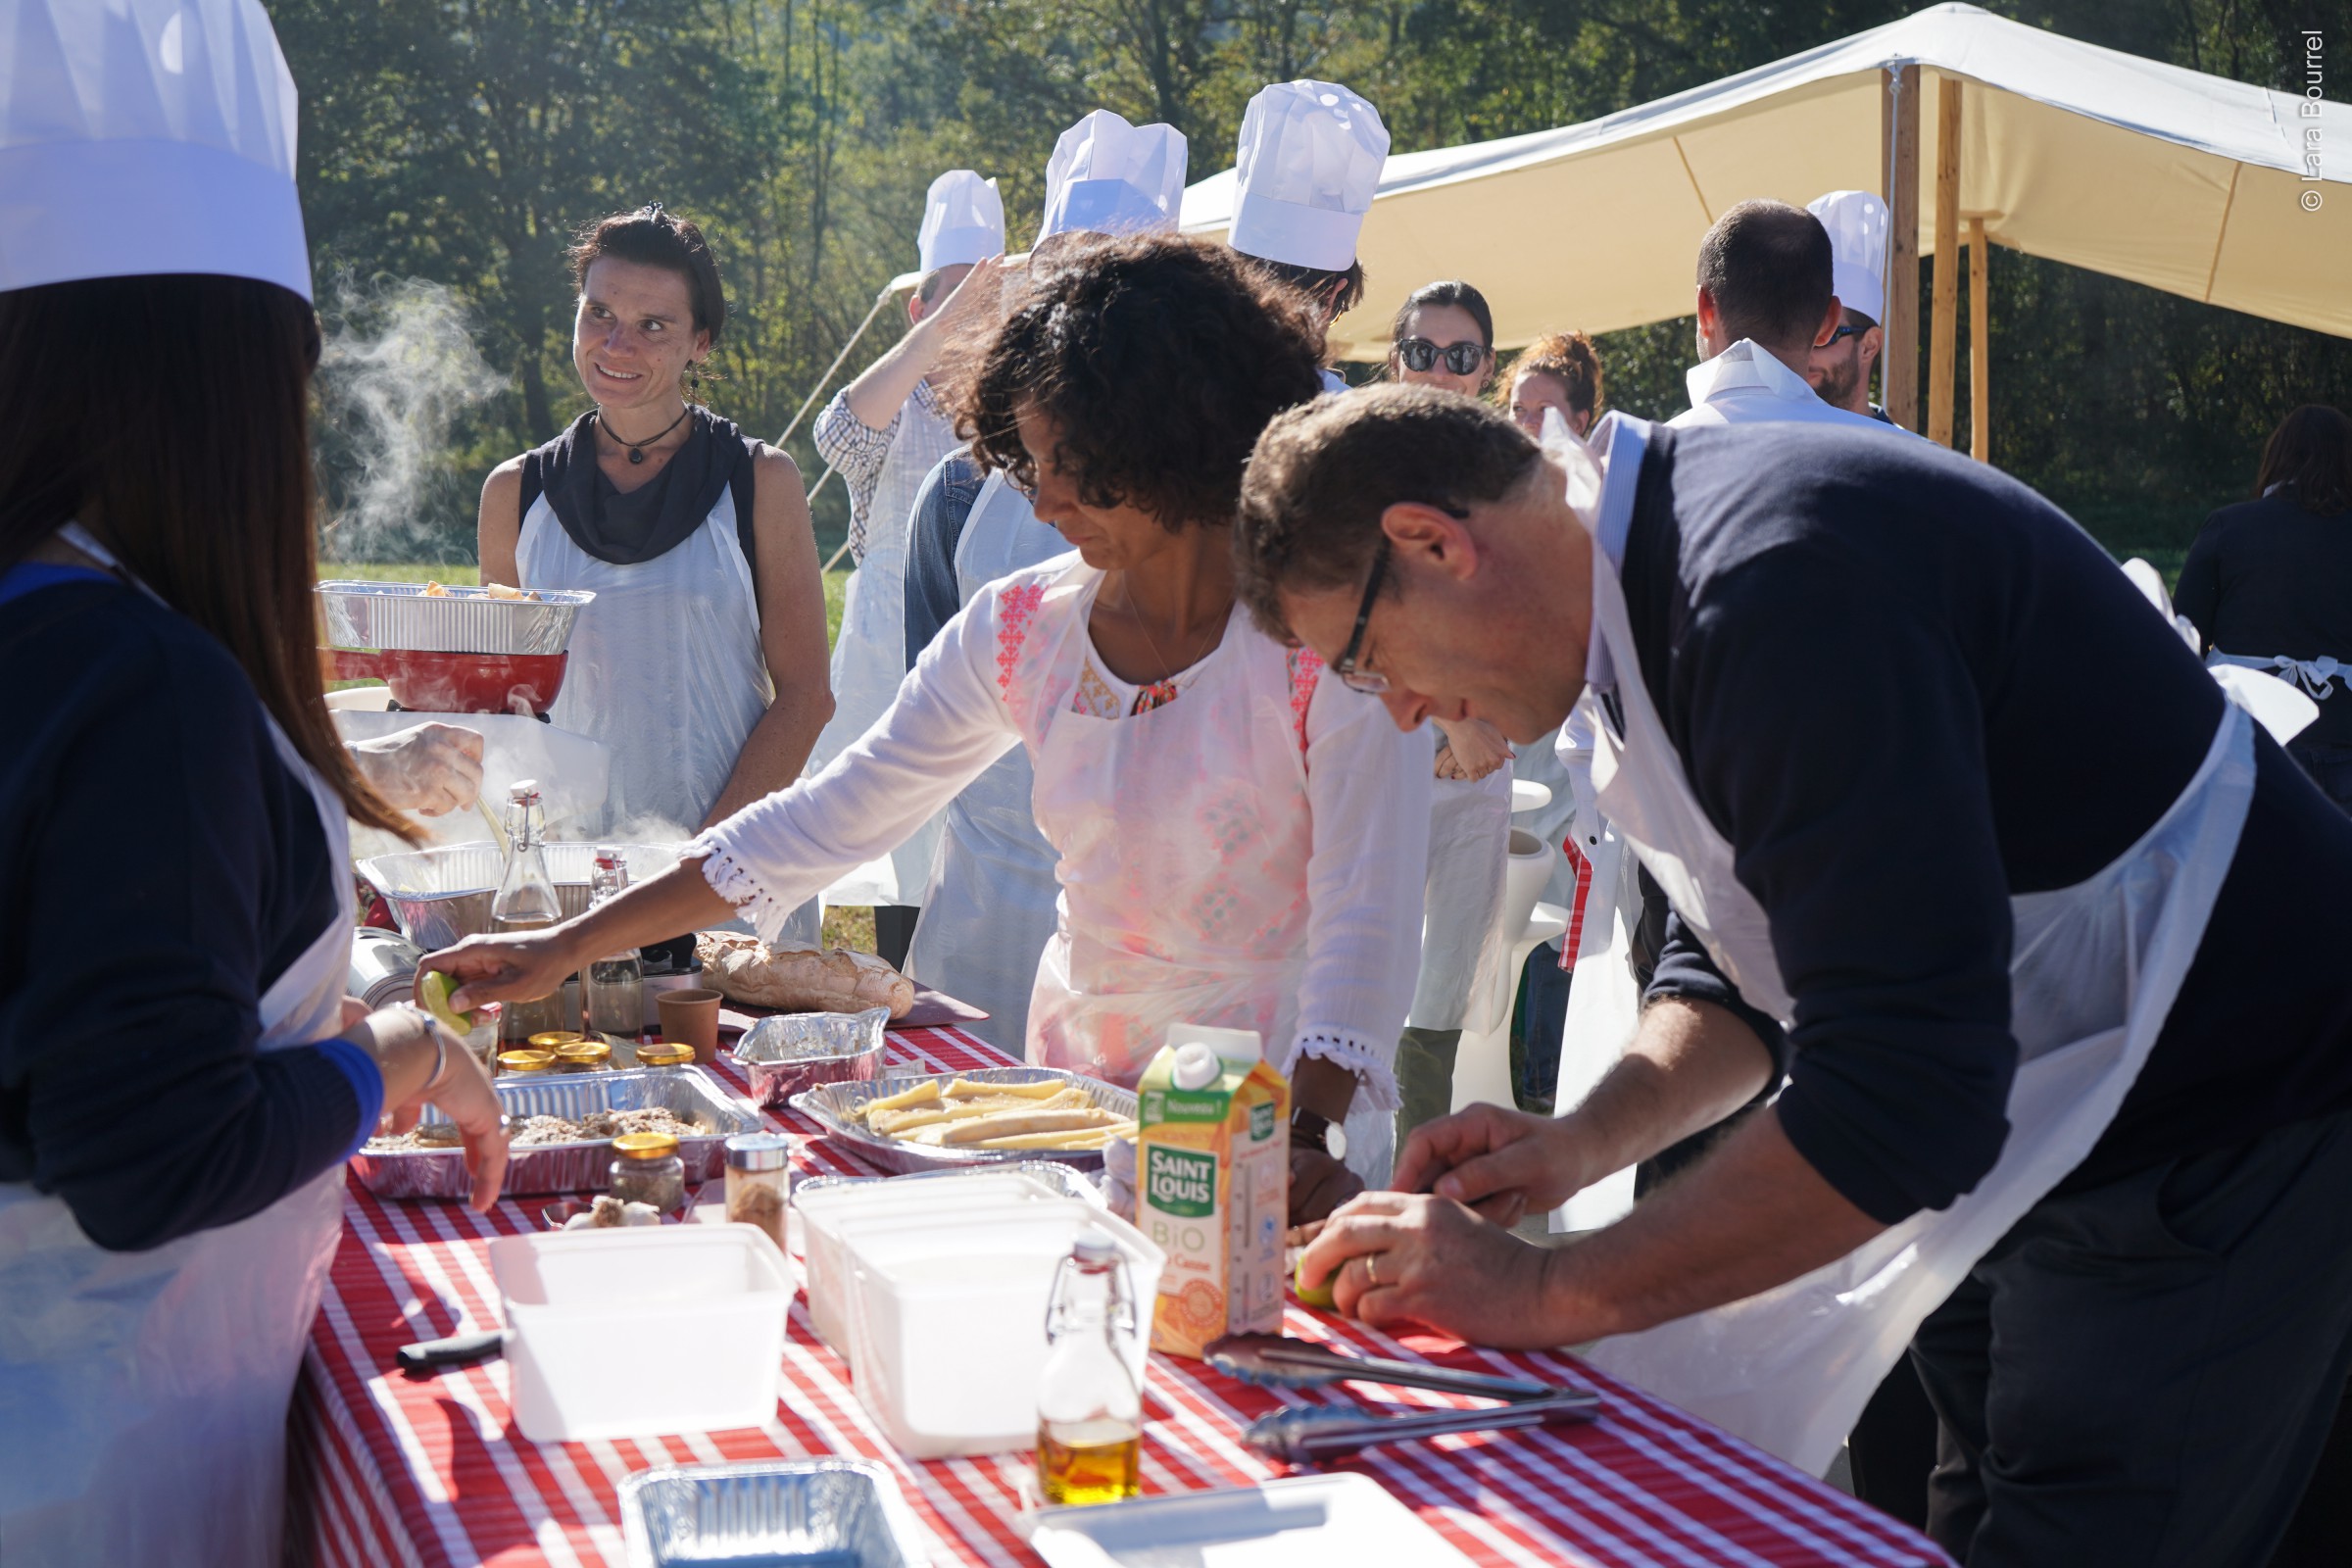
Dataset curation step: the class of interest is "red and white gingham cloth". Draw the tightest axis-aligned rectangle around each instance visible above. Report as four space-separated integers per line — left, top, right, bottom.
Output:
289 1026 1950 1568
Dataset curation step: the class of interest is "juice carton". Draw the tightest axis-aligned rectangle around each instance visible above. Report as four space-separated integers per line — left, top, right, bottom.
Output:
1134 1025 1290 1358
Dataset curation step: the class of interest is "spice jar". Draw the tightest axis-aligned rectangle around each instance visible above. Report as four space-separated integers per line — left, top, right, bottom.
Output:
554 1041 612 1073
528 1030 586 1053
723 1134 792 1250
634 1042 695 1069
610 1131 687 1213
497 1049 558 1077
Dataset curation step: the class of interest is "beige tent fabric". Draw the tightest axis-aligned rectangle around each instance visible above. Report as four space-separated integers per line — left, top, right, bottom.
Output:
1181 3 2349 357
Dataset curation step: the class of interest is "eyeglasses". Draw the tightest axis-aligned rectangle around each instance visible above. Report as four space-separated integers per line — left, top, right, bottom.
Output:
1396 337 1491 377
1332 537 1394 695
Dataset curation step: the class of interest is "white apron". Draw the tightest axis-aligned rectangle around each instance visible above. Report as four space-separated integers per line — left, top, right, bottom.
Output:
1011 567 1319 1088
0 528 355 1564
1406 762 1514 1033
1575 420 2259 1475
518 488 772 841
810 399 956 906
901 471 1067 1050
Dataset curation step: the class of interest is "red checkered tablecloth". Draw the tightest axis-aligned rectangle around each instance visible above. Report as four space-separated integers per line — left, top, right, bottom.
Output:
289 1026 1950 1568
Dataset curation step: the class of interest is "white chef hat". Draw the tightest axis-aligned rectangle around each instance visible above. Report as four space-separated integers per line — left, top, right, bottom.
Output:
1039 111 1188 242
1806 189 1888 326
0 0 312 301
918 170 1005 272
1228 79 1389 271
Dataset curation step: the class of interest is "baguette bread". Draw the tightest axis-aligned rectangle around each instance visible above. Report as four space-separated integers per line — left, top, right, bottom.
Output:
696 930 916 1018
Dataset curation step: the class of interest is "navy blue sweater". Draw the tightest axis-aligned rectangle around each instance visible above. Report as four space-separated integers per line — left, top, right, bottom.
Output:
0 569 371 1250
1621 425 2352 1224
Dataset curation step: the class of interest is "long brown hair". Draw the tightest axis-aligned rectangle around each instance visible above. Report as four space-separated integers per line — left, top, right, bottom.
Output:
2254 404 2352 515
0 274 416 839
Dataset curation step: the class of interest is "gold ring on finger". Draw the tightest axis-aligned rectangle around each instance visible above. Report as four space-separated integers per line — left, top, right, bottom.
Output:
1363 1252 1381 1288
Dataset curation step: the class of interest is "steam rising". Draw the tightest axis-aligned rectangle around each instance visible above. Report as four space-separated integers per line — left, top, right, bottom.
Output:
315 277 506 563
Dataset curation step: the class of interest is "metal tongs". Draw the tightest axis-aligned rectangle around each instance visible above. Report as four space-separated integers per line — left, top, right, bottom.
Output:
1205 1334 1601 1461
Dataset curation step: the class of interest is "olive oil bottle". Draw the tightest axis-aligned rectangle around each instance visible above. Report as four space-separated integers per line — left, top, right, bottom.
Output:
1037 1232 1143 1507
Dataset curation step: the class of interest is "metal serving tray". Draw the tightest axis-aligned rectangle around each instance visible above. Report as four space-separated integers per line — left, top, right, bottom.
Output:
359 841 685 951
318 579 595 656
790 1159 1101 1209
352 1067 762 1200
732 1007 889 1108
619 1458 928 1567
790 1066 1135 1175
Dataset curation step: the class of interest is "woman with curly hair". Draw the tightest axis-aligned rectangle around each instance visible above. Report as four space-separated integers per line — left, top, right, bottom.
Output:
1505 330 1608 445
427 233 1432 1220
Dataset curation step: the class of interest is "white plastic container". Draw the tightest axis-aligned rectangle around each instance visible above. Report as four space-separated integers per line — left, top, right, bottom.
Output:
487 1225 791 1443
797 1170 1095 1355
841 1205 1163 1458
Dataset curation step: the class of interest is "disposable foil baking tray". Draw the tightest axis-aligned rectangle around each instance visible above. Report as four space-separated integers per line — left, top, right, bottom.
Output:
731 1007 889 1108
351 1066 762 1200
318 579 594 656
619 1458 928 1567
790 1067 1134 1175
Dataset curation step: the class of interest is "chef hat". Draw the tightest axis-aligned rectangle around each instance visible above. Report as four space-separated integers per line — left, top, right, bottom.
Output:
0 0 311 301
1039 111 1188 242
1805 189 1888 326
917 170 1005 272
1228 79 1389 271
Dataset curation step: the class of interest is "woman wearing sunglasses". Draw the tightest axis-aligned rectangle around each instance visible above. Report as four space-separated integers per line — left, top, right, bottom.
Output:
426 235 1431 1222
1388 280 1497 400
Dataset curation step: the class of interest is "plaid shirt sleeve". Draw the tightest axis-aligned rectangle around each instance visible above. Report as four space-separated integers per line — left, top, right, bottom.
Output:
812 389 902 561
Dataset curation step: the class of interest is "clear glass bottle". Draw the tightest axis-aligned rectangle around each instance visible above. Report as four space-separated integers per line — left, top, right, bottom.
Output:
492 782 568 1042
581 846 646 1045
723 1133 793 1250
609 1131 687 1212
1036 1231 1143 1506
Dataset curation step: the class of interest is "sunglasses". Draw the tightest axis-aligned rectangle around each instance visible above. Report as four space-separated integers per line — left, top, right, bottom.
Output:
1821 322 1868 348
1396 337 1491 377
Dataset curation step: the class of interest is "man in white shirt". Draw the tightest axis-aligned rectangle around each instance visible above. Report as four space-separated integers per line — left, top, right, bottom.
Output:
1671 199 1901 436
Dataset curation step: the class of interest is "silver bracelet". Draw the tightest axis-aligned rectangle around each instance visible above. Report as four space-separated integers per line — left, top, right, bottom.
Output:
403 1003 452 1095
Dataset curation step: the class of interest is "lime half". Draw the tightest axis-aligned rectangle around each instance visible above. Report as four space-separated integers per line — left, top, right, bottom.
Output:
1294 1255 1339 1310
417 969 475 1034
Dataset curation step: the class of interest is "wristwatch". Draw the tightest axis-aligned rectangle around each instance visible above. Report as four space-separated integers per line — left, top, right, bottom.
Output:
1291 1106 1348 1160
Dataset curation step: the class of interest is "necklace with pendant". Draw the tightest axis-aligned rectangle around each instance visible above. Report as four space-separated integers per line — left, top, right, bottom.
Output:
601 402 690 465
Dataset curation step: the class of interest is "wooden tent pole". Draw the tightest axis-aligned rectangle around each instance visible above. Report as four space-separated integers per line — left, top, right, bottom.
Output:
1883 65 1921 432
1969 217 1989 463
1929 78 1963 447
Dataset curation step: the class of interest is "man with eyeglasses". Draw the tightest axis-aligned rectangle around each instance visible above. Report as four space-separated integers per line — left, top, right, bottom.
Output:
1239 383 2352 1567
1806 190 1896 424
1671 199 1907 437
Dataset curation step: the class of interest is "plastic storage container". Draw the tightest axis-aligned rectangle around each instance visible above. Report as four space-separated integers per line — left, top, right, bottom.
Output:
486 1225 791 1443
795 1167 1098 1355
840 1204 1162 1458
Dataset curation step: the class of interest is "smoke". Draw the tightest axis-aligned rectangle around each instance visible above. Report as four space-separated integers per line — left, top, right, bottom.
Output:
314 276 506 564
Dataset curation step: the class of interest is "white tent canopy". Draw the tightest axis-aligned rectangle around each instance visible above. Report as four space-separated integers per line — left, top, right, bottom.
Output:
1180 3 2348 359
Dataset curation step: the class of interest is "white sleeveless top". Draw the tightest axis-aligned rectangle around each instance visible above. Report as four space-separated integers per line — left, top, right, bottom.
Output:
518 486 770 838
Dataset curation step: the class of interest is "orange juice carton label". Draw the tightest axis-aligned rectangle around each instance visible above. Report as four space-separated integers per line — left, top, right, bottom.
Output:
1135 1030 1290 1359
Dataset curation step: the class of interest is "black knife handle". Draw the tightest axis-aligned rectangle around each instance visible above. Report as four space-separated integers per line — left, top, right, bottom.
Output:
395 1329 504 1374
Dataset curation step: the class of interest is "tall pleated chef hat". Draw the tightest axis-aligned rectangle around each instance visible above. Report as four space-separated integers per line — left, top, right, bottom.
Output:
917 170 1005 272
1228 79 1389 271
1806 189 1889 327
1038 111 1188 242
0 0 311 301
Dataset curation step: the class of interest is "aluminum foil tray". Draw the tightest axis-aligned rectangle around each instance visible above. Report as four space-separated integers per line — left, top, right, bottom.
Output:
352 1067 762 1200
791 1159 1101 1209
790 1067 1135 1175
619 1458 928 1567
318 579 595 656
359 841 685 951
731 1007 889 1108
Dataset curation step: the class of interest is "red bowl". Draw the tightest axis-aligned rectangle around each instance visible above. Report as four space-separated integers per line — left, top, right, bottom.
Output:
329 648 569 715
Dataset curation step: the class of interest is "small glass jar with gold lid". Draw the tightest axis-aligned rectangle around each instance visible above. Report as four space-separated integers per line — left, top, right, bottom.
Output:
609 1131 686 1212
496 1049 558 1077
